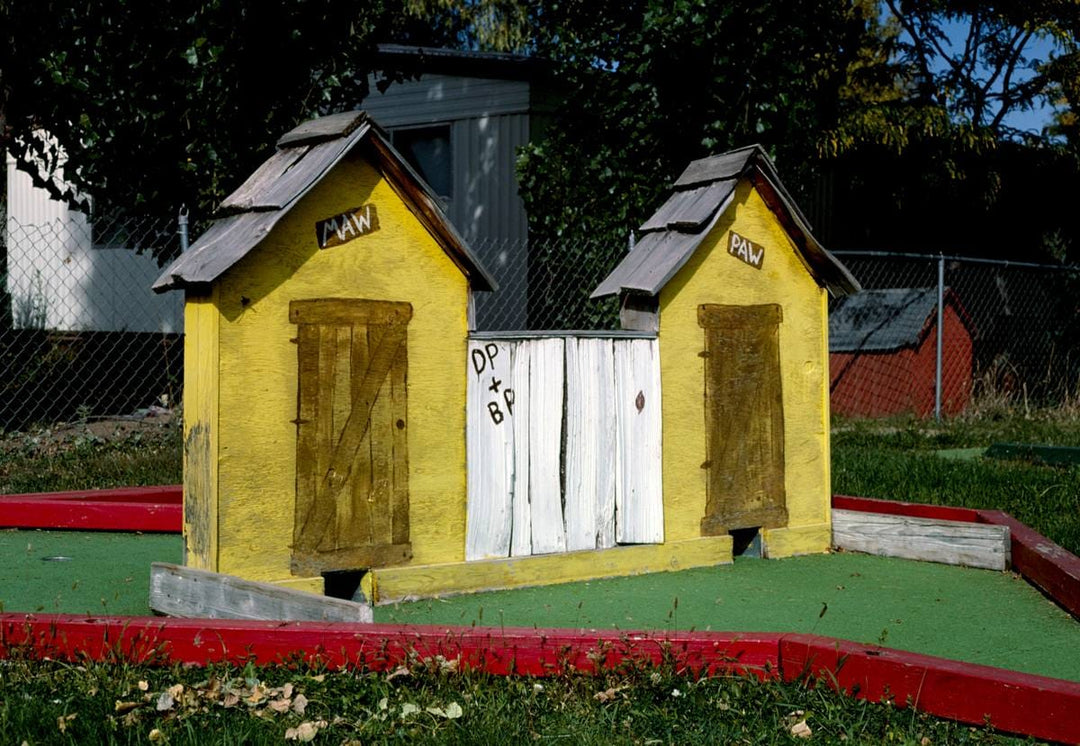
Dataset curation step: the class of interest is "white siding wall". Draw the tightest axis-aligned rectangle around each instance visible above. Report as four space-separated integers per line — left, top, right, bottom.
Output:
5 155 183 333
364 75 532 328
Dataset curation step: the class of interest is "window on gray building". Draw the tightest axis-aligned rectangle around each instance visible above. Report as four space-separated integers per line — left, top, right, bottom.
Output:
391 125 453 204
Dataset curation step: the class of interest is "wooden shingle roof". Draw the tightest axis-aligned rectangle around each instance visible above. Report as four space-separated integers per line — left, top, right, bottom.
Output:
592 145 859 298
154 111 496 293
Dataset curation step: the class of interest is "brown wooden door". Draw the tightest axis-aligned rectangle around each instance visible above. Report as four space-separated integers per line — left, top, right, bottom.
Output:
698 304 787 535
289 298 412 575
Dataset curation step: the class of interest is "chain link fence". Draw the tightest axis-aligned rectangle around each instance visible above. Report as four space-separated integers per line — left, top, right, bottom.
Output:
2 211 184 433
831 252 1080 417
4 206 1079 433
472 237 623 332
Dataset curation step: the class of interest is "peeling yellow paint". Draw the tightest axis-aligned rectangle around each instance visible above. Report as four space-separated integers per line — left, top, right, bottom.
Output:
182 291 219 570
659 181 832 553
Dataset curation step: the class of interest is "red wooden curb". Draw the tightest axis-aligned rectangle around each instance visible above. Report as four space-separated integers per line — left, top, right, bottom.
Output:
2 614 1077 743
0 614 780 677
831 494 981 522
0 486 181 532
781 633 1080 745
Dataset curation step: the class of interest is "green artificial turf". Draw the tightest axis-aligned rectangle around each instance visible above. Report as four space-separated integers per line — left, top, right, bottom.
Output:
376 553 1080 683
0 529 182 616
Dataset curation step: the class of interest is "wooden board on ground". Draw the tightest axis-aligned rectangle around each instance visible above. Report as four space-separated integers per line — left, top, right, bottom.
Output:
832 510 1010 571
149 563 372 622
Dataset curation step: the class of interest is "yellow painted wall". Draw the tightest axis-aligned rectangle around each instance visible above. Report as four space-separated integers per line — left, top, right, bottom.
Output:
182 291 219 570
206 151 470 583
659 181 831 557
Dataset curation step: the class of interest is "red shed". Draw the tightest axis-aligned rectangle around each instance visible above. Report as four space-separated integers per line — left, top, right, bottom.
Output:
829 288 973 418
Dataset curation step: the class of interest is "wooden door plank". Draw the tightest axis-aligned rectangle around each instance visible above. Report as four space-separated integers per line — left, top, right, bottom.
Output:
293 324 321 552
465 339 515 560
528 338 566 555
389 342 410 546
330 325 354 551
510 342 532 557
367 324 394 547
290 298 412 326
564 338 617 551
296 324 340 553
344 324 373 548
614 339 663 544
150 563 372 622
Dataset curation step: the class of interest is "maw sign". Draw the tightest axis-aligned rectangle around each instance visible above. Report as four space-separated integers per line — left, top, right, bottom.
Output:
316 204 380 249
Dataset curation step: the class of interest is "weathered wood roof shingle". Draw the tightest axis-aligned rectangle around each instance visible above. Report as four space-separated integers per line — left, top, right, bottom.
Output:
592 144 859 298
154 111 496 293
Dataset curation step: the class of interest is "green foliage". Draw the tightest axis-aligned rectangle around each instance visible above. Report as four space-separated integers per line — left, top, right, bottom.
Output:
0 658 1021 744
516 0 878 320
0 425 182 493
819 1 1080 258
0 0 466 259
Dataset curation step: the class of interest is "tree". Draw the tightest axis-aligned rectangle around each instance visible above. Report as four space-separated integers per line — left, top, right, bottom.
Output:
512 0 880 325
818 1 1080 259
0 0 469 255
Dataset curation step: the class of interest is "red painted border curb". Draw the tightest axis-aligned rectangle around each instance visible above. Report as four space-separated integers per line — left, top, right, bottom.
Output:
781 633 1080 745
0 614 780 677
2 615 1078 743
0 486 181 532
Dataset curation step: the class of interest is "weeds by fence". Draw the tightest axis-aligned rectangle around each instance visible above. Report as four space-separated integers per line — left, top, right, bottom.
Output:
3 202 1079 432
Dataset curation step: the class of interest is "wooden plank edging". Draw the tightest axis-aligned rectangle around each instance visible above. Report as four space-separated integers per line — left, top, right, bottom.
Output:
149 563 372 622
1 614 1078 743
832 509 1010 570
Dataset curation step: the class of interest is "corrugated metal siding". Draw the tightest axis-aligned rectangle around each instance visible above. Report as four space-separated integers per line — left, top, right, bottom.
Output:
450 114 529 328
362 75 530 126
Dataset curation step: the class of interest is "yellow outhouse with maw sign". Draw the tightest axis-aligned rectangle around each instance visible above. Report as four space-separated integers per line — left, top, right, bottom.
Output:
593 145 860 558
154 111 495 593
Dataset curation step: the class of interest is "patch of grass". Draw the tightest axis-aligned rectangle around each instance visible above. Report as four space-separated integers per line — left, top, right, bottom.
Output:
833 414 1080 555
0 425 181 494
0 657 1022 744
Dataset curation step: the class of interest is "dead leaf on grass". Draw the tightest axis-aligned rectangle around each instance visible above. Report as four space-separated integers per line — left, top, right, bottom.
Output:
593 686 627 703
115 700 140 713
292 693 309 715
57 713 77 733
267 698 292 714
386 665 411 682
284 720 328 742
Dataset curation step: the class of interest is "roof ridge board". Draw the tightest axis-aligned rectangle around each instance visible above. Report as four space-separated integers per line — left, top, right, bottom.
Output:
672 144 765 188
276 110 369 148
